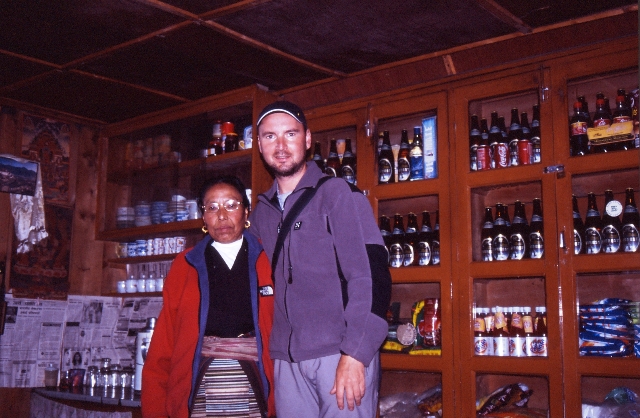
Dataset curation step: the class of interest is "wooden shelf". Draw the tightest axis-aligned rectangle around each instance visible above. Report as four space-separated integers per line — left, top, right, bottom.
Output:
106 254 178 264
390 265 445 283
572 253 640 274
381 352 444 372
102 292 162 297
575 357 640 377
467 356 555 375
564 149 640 176
469 258 546 279
465 163 545 189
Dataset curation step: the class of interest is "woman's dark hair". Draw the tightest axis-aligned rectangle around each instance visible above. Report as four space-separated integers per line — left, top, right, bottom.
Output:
197 175 250 214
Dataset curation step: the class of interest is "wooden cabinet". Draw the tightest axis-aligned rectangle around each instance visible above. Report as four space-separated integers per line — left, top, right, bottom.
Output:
96 86 274 294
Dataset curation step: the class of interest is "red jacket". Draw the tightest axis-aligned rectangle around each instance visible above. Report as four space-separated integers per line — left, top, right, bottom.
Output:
141 233 275 418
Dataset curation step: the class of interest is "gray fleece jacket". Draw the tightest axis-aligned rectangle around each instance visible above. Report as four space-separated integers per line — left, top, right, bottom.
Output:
249 162 391 366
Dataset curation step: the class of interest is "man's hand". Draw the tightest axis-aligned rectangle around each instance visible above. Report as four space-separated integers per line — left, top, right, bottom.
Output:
329 354 366 410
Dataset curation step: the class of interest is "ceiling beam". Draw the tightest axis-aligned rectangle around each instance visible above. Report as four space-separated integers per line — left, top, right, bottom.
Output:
474 0 533 34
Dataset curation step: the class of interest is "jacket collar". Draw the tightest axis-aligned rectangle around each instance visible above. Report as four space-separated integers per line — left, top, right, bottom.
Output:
260 161 327 205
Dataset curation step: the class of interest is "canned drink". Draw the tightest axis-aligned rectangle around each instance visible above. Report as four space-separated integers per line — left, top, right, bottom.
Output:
493 143 509 168
476 145 492 171
518 139 532 165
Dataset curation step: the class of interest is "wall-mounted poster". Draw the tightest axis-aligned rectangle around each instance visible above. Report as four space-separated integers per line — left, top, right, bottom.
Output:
0 155 38 196
21 114 72 206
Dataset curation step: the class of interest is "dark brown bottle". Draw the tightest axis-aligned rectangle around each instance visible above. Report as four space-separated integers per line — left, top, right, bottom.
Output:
584 192 603 254
601 190 623 253
409 127 424 181
481 207 494 262
509 200 529 260
508 108 521 167
397 129 411 181
340 138 356 184
389 214 405 268
325 139 341 177
492 203 510 261
417 211 433 266
379 215 392 257
611 93 634 151
431 210 440 265
519 111 532 165
578 95 591 126
621 188 640 253
312 141 324 171
529 198 544 259
530 104 541 163
592 97 611 127
378 131 395 184
572 195 585 255
569 101 589 156
403 213 419 267
476 118 492 171
469 115 481 171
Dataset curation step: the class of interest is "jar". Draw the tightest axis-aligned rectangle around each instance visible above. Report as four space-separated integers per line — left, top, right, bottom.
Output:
121 366 134 388
110 364 123 387
85 366 99 387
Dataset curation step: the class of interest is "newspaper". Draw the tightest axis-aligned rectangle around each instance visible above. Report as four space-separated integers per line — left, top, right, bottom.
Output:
0 294 162 387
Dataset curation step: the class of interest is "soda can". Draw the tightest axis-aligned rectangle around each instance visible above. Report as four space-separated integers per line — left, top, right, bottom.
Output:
518 140 532 165
493 143 509 168
476 145 492 171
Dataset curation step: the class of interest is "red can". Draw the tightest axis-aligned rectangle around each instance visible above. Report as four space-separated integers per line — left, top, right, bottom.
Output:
518 139 532 165
221 121 235 135
493 143 509 168
476 145 492 171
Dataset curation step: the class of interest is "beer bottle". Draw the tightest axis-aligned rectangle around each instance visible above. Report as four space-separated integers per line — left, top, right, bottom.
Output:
492 306 510 357
508 108 521 166
476 118 492 171
481 207 494 262
469 115 481 171
522 307 536 356
492 203 510 261
612 93 634 151
519 111 532 165
378 131 395 184
601 189 623 253
474 307 491 356
483 307 494 355
491 114 509 168
379 215 392 264
403 213 419 267
569 101 589 156
389 214 405 268
397 129 411 181
311 141 324 171
578 95 592 126
530 104 541 164
340 138 356 184
509 307 526 357
572 195 585 255
325 139 341 177
431 210 440 265
417 210 433 266
509 200 529 260
529 198 544 259
409 126 425 181
621 187 640 253
531 306 548 357
584 192 603 254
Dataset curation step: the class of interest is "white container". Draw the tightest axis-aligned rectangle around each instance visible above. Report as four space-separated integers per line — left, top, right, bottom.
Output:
134 317 156 392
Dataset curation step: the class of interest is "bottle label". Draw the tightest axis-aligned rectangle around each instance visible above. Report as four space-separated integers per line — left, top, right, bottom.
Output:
484 315 495 332
523 315 534 333
509 139 519 166
431 240 440 265
527 336 547 357
511 313 523 329
605 200 623 217
378 158 392 183
402 243 415 267
593 118 611 127
493 143 509 168
509 233 526 260
481 237 493 262
613 115 632 124
398 157 411 181
474 337 491 356
570 121 588 135
529 232 544 259
587 209 600 218
409 155 424 180
494 312 506 329
573 229 583 254
469 148 477 171
509 336 527 357
417 241 431 266
622 224 639 252
532 137 541 163
493 336 509 357
601 225 621 253
474 317 486 332
389 243 404 268
584 227 602 254
341 166 355 184
492 234 509 260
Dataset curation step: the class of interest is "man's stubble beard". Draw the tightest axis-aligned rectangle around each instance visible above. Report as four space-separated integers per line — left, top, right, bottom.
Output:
268 155 307 179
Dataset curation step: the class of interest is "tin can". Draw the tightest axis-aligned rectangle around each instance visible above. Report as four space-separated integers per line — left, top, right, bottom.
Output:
518 139 532 165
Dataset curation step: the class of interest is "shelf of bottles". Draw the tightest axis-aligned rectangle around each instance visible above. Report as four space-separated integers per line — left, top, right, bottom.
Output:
378 371 443 417
381 282 442 361
310 126 357 184
376 111 438 186
468 90 541 174
103 259 172 296
474 373 549 417
566 68 638 157
473 277 547 359
378 195 440 273
101 103 254 241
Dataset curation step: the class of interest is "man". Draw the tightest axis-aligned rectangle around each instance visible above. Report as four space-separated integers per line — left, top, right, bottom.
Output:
249 100 391 417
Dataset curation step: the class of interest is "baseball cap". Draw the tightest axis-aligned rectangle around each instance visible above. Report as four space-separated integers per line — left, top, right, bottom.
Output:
256 101 307 131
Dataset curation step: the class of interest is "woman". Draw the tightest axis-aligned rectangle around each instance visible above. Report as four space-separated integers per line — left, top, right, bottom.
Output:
141 176 275 418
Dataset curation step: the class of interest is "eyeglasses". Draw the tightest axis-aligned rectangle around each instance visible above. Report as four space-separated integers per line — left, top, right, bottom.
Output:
202 199 243 214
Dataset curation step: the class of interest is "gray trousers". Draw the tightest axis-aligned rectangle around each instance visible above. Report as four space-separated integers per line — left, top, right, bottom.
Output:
274 353 380 418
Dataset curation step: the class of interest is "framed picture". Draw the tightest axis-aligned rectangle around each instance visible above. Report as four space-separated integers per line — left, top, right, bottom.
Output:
0 155 38 196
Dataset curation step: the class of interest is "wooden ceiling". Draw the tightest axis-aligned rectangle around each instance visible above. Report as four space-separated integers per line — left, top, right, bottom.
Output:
0 0 637 125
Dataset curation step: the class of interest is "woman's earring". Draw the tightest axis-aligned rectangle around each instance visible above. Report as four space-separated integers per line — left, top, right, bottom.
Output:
244 220 251 229
201 224 208 234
